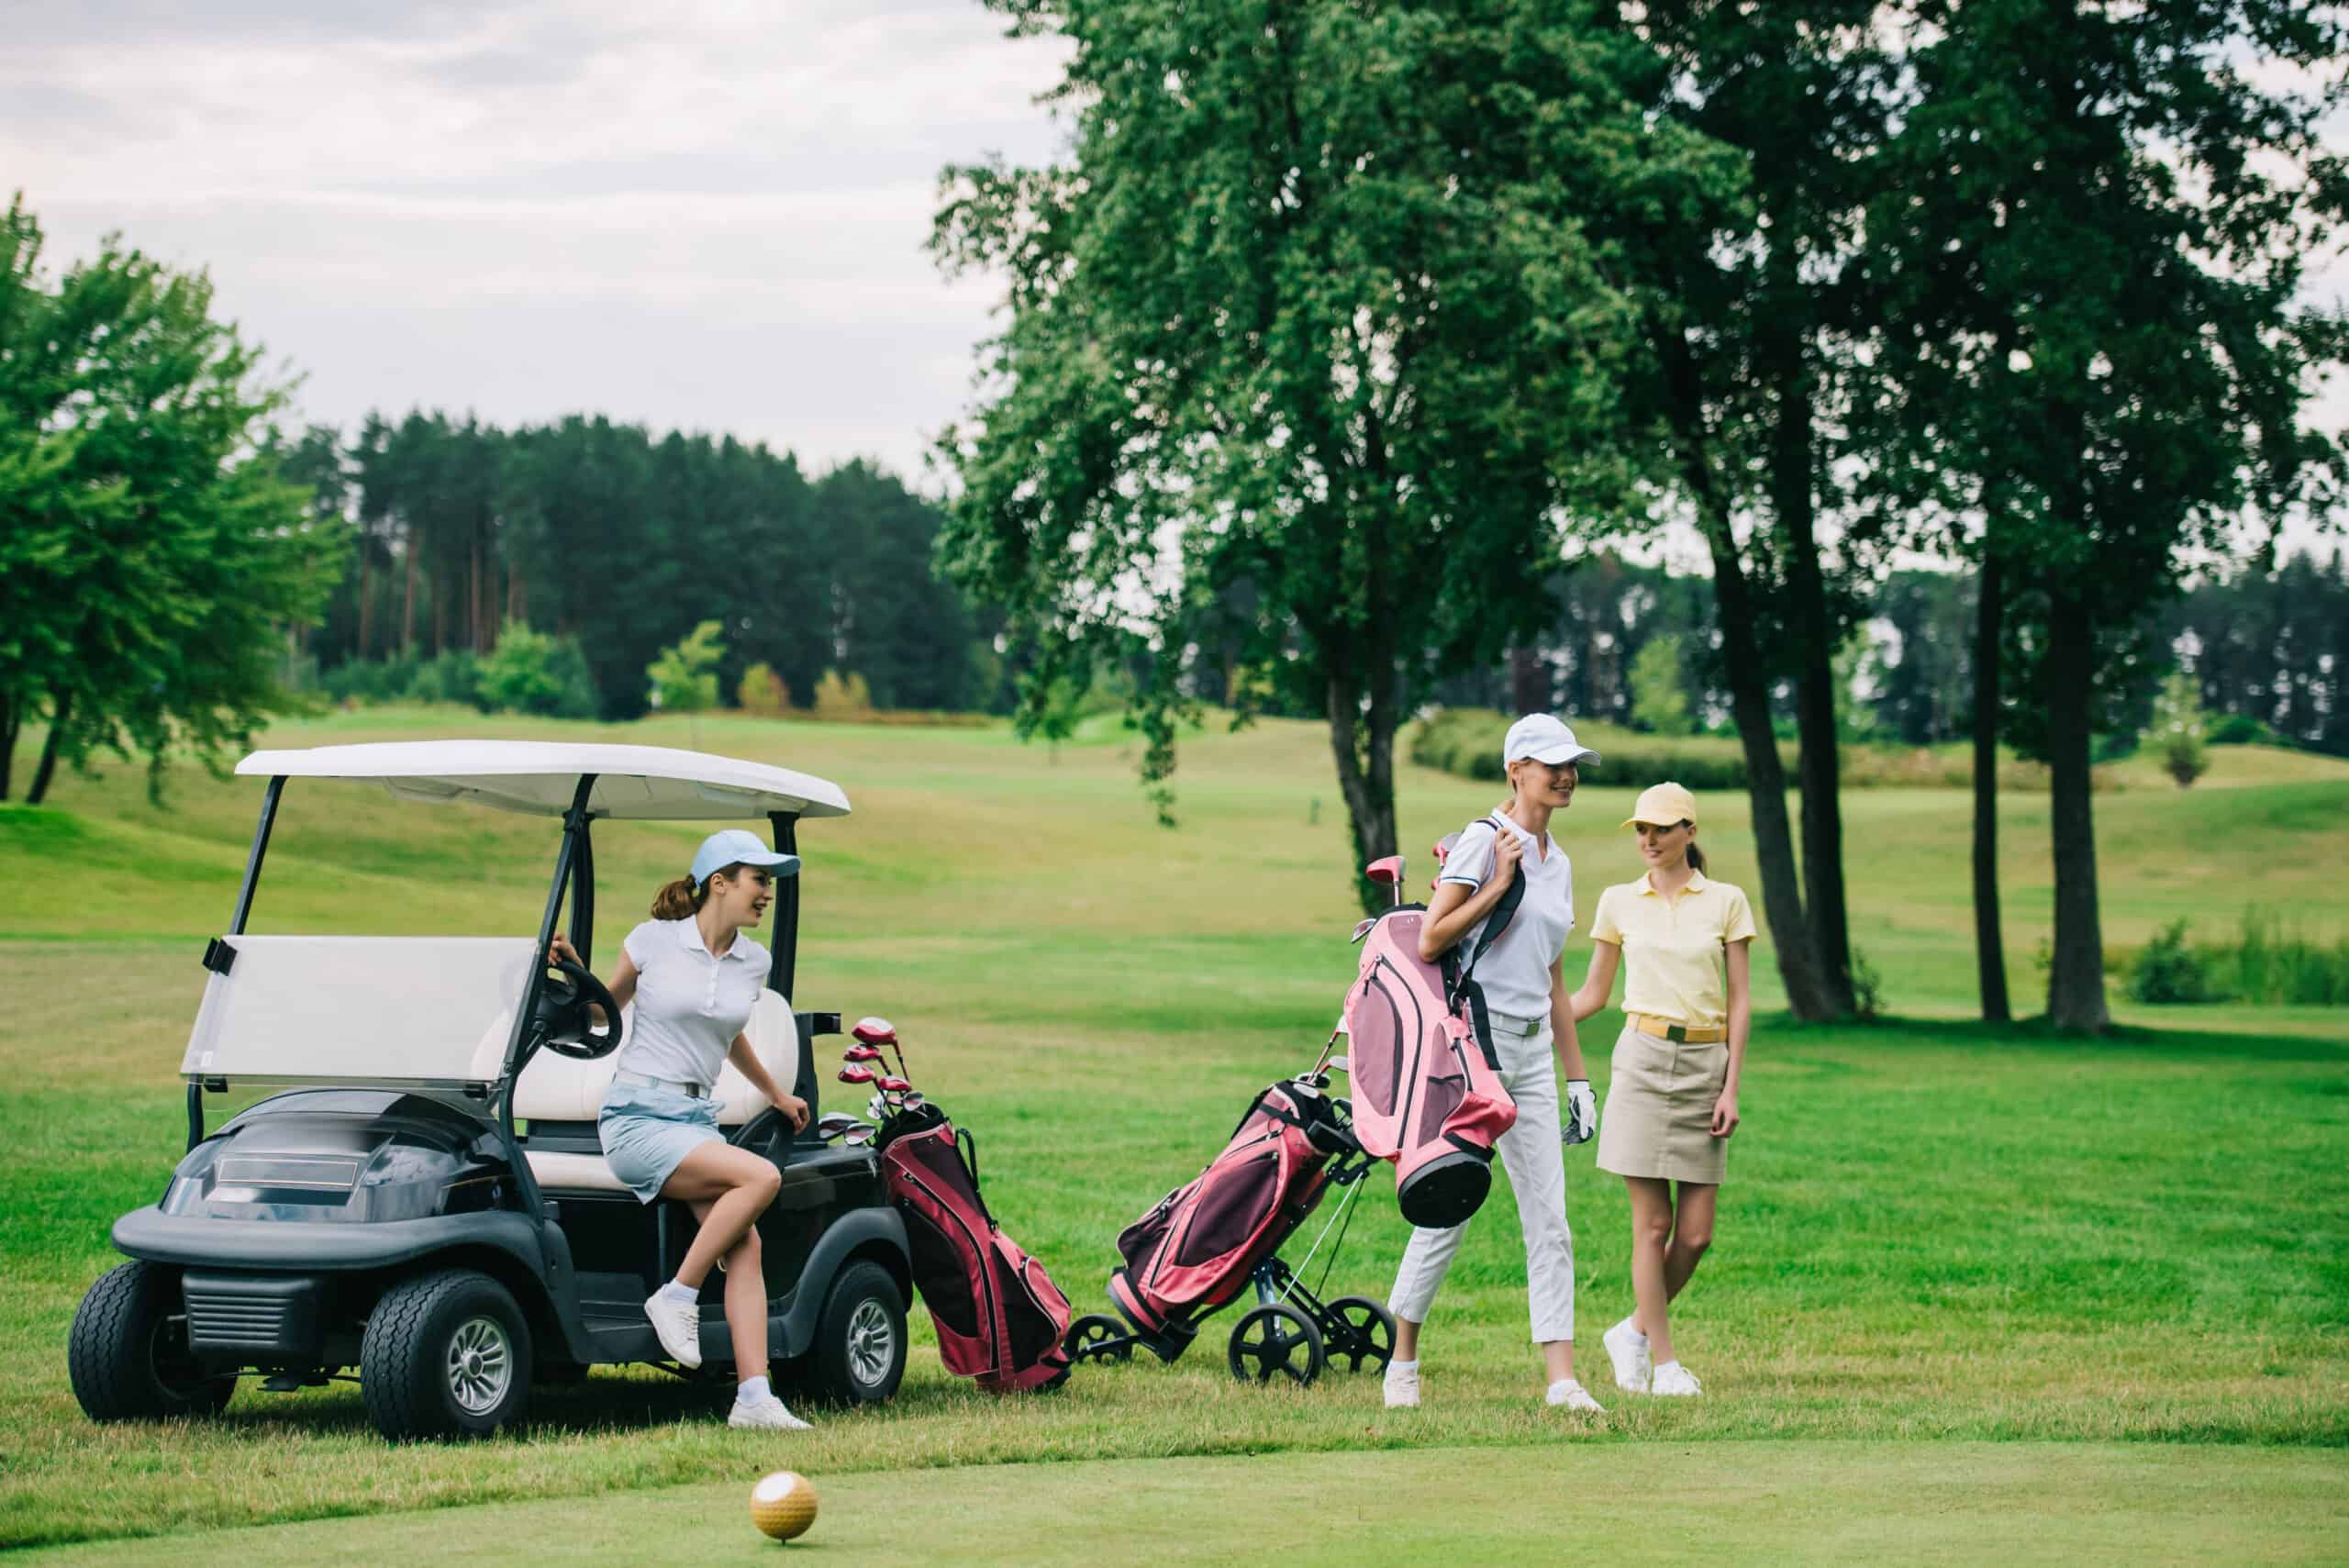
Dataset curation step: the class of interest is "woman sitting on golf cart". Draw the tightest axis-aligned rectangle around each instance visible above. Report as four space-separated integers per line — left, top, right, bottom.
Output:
548 828 814 1431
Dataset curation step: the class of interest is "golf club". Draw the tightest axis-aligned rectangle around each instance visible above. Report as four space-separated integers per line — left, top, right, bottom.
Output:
838 1063 877 1087
842 1043 885 1064
853 1015 907 1082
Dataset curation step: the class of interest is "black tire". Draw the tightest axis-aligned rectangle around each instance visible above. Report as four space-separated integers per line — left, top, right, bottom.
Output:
68 1261 237 1422
803 1261 906 1407
1322 1295 1397 1373
360 1269 533 1441
1228 1304 1324 1387
1063 1312 1133 1365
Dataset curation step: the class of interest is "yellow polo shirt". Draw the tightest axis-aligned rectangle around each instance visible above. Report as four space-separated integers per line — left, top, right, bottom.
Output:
1587 872 1758 1029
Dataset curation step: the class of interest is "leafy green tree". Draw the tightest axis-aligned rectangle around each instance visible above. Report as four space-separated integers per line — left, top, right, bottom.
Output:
648 620 726 716
2144 670 2210 789
0 195 344 802
1861 0 2349 1030
932 0 1736 902
1627 636 1695 737
478 620 596 718
738 662 792 717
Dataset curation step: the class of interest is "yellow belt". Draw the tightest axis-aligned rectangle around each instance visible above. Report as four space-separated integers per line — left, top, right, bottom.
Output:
1628 1013 1726 1045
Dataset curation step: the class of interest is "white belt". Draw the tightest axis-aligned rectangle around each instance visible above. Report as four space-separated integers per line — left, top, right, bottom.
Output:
1486 1010 1544 1039
615 1069 709 1099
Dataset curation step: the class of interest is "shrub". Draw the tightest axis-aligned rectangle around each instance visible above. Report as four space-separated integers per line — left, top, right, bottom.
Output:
2225 908 2349 1007
478 620 598 717
1849 947 1886 1020
812 668 873 719
2128 919 2219 1004
1627 637 1694 737
1409 708 1753 790
2207 712 2280 747
321 653 420 706
410 650 484 709
647 621 726 715
738 662 792 717
2143 669 2210 787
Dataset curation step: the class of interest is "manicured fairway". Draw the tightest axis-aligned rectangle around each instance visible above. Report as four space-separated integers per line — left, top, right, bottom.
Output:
15 1442 2349 1566
1 709 2343 1553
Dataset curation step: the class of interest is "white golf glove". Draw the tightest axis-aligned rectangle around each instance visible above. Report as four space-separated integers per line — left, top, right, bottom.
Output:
1563 1079 1598 1146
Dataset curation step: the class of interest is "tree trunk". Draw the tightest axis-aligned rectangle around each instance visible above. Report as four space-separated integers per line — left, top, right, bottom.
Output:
1972 555 2011 1023
1325 661 1400 917
357 548 375 660
1776 378 1856 1017
27 691 70 805
0 692 17 800
402 536 417 654
1508 645 1545 716
1709 532 1837 1019
2043 585 2110 1031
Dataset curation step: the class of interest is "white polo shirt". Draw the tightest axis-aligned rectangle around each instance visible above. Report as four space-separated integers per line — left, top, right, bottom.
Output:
615 917 772 1088
1438 814 1575 1022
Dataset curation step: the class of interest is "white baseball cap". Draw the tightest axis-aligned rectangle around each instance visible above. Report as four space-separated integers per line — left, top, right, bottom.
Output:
1503 714 1601 769
690 828 800 885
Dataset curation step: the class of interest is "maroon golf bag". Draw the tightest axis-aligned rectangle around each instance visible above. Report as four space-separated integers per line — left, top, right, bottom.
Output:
1106 1082 1358 1362
1338 832 1521 1228
877 1107 1074 1392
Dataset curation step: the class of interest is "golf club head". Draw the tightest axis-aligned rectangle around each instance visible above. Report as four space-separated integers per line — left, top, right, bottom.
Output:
1364 854 1405 908
852 1016 898 1048
1351 917 1377 944
841 1043 885 1062
877 1075 911 1095
1327 1054 1350 1074
867 1090 891 1122
838 1063 877 1085
815 1112 863 1141
901 1091 927 1110
845 1125 874 1147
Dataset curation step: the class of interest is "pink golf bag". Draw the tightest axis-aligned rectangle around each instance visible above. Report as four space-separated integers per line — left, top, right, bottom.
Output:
877 1109 1073 1393
1103 1082 1356 1361
1337 833 1521 1228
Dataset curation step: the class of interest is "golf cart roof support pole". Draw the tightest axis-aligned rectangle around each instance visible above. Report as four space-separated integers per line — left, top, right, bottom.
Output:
496 773 598 1229
766 811 800 1000
192 773 287 1151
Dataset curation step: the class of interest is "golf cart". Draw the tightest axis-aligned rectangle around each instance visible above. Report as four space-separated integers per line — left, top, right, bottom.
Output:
67 741 914 1441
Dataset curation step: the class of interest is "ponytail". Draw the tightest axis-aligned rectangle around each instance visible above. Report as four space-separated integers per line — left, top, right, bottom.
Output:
651 874 705 920
1683 825 1707 876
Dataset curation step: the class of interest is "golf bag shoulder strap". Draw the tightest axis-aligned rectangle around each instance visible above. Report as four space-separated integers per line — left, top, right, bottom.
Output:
956 1126 994 1228
1451 816 1527 992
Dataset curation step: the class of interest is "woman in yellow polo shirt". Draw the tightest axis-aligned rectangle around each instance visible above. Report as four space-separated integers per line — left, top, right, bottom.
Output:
1568 781 1755 1399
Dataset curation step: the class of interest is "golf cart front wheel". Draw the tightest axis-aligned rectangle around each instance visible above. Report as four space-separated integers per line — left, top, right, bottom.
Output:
360 1268 533 1441
804 1261 907 1407
68 1261 238 1422
1228 1304 1324 1387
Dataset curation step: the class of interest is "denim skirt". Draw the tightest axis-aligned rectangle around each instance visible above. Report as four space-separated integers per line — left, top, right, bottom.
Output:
598 1081 724 1204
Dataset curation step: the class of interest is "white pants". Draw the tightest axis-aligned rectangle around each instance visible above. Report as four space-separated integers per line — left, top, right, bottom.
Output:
1386 1013 1575 1344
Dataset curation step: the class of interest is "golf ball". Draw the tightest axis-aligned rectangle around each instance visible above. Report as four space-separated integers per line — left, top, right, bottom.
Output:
750 1470 818 1541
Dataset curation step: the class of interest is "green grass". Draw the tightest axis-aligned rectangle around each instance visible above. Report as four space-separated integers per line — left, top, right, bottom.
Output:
15 1443 2349 1566
1 707 2345 1553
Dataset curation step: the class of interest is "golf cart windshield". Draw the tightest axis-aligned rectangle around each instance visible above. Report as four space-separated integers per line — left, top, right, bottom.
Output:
185 740 850 1096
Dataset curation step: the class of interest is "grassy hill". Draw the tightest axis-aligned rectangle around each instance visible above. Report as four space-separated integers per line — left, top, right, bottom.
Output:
0 707 2343 1552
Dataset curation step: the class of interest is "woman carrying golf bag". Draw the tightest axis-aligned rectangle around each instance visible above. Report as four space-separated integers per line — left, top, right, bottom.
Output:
1381 714 1607 1415
1570 782 1756 1399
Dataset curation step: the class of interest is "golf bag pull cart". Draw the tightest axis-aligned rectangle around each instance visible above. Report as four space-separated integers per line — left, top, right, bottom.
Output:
1063 1073 1397 1387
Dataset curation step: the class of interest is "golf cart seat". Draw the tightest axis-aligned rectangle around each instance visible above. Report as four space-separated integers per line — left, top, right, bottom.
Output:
513 988 800 1194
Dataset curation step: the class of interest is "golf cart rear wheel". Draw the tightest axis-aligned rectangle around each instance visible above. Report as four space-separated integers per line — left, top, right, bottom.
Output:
1228 1304 1324 1387
68 1261 238 1422
360 1268 533 1441
805 1261 906 1407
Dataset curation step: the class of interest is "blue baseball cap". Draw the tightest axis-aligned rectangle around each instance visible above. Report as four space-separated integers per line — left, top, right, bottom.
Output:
690 828 801 885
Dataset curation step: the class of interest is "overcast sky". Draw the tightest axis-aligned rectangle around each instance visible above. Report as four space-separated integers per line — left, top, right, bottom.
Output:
4 2 2343 550
3 0 1072 486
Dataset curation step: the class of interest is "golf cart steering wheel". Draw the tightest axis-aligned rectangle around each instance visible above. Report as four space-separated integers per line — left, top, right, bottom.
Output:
533 956 625 1061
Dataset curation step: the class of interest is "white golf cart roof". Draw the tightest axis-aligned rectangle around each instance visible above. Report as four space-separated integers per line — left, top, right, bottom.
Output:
235 740 851 820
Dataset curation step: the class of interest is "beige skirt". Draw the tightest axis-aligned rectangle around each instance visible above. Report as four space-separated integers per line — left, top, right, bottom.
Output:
1595 1022 1730 1185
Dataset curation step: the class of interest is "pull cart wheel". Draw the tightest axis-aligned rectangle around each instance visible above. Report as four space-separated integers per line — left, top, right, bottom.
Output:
68 1261 238 1422
1321 1295 1397 1373
1063 1313 1133 1365
1227 1304 1324 1387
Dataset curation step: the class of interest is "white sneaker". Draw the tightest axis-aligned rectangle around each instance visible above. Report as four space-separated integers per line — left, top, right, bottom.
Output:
728 1395 813 1430
1546 1377 1606 1413
1382 1361 1420 1408
1603 1317 1652 1394
1650 1360 1703 1397
643 1290 704 1369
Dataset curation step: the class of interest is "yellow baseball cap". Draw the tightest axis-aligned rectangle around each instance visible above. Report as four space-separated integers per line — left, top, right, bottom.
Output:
1621 782 1698 829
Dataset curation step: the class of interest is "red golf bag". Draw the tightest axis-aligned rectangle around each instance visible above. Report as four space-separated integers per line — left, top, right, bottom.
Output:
1106 1082 1358 1362
1338 832 1521 1228
877 1107 1073 1393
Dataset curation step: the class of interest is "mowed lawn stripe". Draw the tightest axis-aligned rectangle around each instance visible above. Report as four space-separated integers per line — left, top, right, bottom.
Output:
12 1442 2349 1567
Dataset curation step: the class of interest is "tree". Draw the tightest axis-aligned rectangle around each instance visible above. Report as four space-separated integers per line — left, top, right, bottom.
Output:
1863 0 2349 1030
0 195 344 802
1627 636 1695 737
932 0 1737 905
1610 0 1899 1020
648 620 727 716
738 662 792 717
478 620 596 718
2144 670 2210 788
